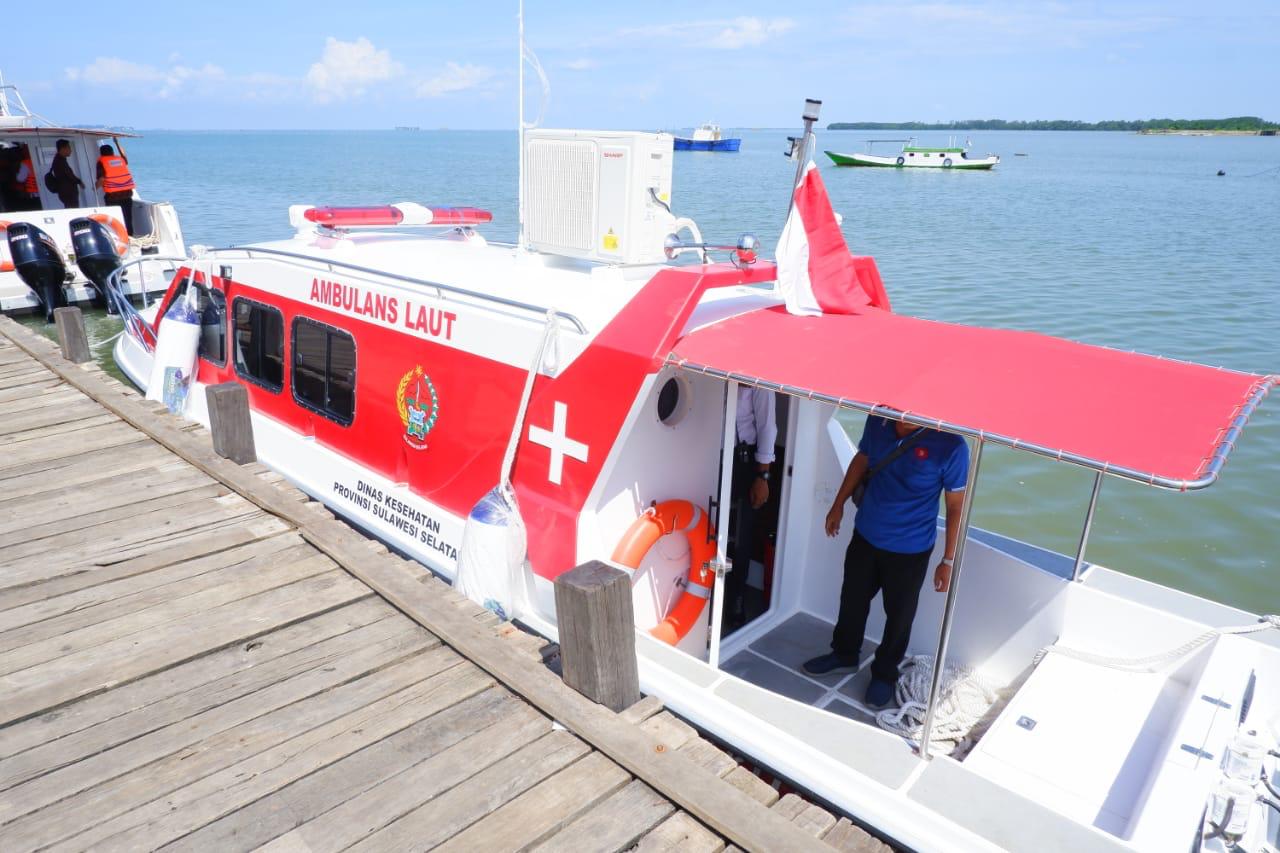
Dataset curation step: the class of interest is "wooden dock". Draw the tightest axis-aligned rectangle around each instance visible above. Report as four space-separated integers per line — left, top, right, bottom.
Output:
0 316 888 853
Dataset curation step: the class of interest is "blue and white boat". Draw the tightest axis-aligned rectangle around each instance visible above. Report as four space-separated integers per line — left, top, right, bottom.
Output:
673 122 741 152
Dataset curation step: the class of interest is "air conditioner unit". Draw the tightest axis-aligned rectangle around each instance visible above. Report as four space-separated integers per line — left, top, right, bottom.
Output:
523 129 674 265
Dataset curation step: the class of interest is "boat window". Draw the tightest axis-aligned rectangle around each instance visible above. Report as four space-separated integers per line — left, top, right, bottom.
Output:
232 297 284 392
170 276 227 366
291 316 356 426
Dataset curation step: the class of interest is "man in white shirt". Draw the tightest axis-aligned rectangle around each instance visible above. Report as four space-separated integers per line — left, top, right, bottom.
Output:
726 385 777 629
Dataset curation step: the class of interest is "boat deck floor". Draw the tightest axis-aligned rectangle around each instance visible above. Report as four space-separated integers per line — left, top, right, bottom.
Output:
724 612 882 725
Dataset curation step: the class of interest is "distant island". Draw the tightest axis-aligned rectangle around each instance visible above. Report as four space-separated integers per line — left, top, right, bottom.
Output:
828 117 1278 134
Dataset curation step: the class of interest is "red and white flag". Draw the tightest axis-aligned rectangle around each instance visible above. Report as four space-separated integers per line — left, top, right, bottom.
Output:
775 161 869 316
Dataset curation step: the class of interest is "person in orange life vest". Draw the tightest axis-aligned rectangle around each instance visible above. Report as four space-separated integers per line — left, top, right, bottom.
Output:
96 143 136 235
52 139 84 209
9 145 40 211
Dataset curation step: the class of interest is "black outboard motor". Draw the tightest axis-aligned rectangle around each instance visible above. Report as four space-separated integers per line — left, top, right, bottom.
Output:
5 222 69 324
70 216 123 313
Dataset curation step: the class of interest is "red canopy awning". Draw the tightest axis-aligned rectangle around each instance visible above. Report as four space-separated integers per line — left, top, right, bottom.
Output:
669 306 1273 489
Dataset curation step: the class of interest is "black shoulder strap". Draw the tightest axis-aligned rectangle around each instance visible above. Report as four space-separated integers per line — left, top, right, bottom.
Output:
867 427 926 480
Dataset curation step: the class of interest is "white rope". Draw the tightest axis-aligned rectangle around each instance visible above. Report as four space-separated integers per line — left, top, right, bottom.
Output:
878 615 1280 756
876 655 1002 756
1033 614 1280 674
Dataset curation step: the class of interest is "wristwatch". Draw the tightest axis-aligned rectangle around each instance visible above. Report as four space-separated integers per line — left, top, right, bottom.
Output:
756 471 771 482
940 557 954 566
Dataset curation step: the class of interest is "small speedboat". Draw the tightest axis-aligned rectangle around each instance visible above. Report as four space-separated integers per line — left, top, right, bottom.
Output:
826 136 1000 169
0 74 185 318
674 122 741 152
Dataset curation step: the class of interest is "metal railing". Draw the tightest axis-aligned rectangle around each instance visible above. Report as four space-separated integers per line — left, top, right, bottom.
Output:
207 245 589 335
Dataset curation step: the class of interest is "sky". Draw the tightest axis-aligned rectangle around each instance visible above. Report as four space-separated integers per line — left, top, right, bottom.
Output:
1 0 1276 130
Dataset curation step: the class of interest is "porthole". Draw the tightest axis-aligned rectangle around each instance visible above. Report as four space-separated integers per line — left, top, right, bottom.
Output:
656 374 692 426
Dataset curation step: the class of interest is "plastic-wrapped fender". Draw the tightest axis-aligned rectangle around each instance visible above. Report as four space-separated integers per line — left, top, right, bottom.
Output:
146 286 201 412
455 486 528 620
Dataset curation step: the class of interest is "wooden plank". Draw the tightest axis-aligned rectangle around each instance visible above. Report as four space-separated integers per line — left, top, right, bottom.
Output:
723 767 780 807
529 779 675 853
342 731 592 853
634 812 726 853
821 818 893 852
0 421 159 471
0 314 828 853
0 514 289 604
0 462 210 537
773 794 838 838
164 687 541 852
0 545 335 674
0 569 373 726
679 737 738 779
0 532 302 633
0 397 104 436
0 597 393 763
0 490 251 569
0 435 158 489
0 644 456 848
0 541 325 658
620 694 665 725
0 377 64 403
49 662 495 852
0 368 51 390
433 751 630 852
0 386 80 416
1 411 119 444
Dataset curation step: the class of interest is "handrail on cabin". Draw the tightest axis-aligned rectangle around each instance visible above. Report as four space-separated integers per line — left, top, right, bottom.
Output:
205 245 589 335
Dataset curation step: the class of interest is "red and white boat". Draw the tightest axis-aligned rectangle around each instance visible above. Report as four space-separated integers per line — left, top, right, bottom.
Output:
112 117 1279 852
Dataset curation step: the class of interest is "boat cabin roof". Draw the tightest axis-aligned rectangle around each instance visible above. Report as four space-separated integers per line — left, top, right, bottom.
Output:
0 126 138 140
670 304 1274 490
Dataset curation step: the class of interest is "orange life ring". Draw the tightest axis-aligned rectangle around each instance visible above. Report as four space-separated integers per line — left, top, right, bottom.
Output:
612 499 716 645
0 220 13 272
89 213 129 256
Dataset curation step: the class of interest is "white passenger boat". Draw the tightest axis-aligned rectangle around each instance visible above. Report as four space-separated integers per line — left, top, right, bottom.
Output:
108 107 1278 852
0 76 185 318
826 136 1000 169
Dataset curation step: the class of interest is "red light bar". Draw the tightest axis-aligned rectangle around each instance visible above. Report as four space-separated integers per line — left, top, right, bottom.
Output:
303 206 405 226
300 203 493 229
425 206 494 225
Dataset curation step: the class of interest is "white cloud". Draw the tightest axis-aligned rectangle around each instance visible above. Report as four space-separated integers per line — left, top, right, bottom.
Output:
415 62 496 98
561 58 598 71
620 17 796 50
64 57 226 99
305 37 402 103
708 17 796 49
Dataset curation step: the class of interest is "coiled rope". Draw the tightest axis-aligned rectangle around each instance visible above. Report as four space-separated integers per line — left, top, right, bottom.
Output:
877 615 1280 755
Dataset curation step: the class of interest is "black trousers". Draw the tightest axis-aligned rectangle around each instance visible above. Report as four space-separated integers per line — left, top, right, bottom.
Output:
105 190 134 235
725 442 759 612
831 531 932 683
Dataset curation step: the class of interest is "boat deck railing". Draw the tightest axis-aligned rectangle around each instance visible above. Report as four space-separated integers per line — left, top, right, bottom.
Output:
208 245 589 335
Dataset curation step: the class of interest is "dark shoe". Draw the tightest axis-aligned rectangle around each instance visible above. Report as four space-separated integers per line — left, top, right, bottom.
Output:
802 653 859 676
864 678 895 709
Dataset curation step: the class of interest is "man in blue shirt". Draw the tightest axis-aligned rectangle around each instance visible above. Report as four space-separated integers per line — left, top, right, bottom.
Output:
804 416 969 709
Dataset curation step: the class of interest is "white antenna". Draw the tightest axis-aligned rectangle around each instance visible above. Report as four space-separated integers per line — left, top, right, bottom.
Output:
0 70 9 117
517 0 525 251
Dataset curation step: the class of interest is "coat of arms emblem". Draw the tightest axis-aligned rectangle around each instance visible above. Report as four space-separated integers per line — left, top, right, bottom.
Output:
396 365 439 450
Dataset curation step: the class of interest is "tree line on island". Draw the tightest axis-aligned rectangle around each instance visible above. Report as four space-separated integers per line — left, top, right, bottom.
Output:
828 117 1278 132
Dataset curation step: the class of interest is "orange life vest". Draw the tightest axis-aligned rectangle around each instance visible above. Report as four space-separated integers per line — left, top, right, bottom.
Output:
18 156 37 195
98 155 136 193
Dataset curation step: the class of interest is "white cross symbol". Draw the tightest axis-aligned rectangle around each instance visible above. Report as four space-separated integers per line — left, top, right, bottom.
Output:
527 401 589 486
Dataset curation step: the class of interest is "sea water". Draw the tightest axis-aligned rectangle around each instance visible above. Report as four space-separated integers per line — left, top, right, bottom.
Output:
18 128 1279 613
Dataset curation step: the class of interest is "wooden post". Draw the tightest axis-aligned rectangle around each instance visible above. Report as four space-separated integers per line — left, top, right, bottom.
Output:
205 382 257 464
53 307 91 364
554 560 641 712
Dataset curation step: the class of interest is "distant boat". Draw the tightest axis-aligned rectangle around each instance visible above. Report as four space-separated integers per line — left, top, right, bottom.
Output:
674 122 741 152
826 136 1000 170
395 126 421 132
